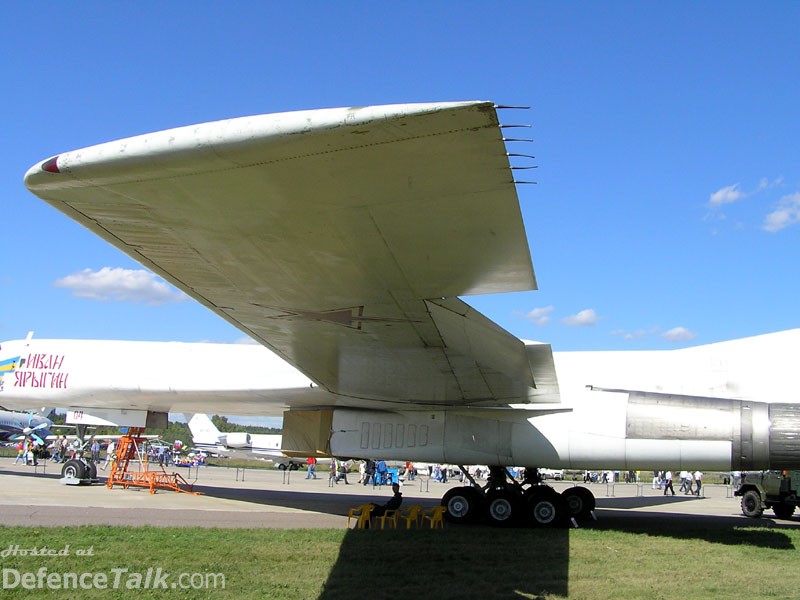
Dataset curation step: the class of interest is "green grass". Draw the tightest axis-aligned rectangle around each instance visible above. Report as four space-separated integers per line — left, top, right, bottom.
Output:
0 523 797 599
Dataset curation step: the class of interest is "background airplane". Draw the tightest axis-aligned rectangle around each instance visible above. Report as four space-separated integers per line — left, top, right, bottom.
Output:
10 101 800 527
186 413 302 470
0 406 53 443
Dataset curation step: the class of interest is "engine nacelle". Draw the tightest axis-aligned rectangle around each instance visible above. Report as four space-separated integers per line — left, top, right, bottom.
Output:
222 432 251 448
286 393 800 471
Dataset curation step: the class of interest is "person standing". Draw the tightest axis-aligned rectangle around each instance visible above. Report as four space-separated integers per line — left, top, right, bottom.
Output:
51 437 63 463
101 440 116 470
678 470 688 493
306 456 318 479
694 470 703 496
13 441 24 464
663 470 675 496
91 439 101 462
337 459 350 484
329 458 337 485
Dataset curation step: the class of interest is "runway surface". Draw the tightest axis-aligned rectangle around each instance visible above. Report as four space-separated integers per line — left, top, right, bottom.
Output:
1 459 796 529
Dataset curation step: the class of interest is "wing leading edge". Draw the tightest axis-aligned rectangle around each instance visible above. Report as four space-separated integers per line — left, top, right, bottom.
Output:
24 101 559 406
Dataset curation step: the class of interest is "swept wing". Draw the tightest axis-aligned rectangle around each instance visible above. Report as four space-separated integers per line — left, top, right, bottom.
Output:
24 102 559 406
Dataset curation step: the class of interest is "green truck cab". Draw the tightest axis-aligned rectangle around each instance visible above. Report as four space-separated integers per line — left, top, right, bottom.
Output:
734 471 800 519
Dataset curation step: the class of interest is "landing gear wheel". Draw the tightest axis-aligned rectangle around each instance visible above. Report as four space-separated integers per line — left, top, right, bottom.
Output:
525 487 566 528
486 489 520 527
561 486 596 520
772 503 795 520
443 487 484 524
741 490 764 518
62 459 87 480
87 461 98 481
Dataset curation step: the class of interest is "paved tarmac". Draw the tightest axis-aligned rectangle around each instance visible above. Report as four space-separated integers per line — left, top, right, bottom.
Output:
1 459 797 529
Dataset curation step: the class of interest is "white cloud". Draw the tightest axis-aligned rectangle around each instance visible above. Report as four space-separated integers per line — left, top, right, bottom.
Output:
612 327 660 341
563 308 598 327
662 327 696 342
757 176 783 192
54 267 187 305
524 306 554 326
709 183 745 206
762 192 800 233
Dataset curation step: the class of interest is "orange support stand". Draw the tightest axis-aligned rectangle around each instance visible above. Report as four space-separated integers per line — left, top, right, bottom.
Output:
106 428 200 495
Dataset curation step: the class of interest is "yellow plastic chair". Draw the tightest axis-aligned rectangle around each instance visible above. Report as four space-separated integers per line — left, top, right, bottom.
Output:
397 505 423 529
422 505 445 529
355 505 374 529
347 504 373 528
375 509 399 529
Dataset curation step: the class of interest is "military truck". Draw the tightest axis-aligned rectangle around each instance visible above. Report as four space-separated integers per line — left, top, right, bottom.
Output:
734 471 800 519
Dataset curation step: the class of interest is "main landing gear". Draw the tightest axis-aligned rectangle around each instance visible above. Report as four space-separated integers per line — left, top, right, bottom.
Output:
441 466 596 528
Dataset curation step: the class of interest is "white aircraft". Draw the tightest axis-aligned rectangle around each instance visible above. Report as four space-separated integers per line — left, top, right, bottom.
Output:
7 101 800 526
186 413 302 470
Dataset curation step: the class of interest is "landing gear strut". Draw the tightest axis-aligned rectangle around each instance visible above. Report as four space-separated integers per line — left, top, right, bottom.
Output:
59 424 100 486
441 466 596 528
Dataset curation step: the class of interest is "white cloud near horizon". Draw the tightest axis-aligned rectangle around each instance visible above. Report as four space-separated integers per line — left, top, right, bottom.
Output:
662 326 696 342
611 326 660 341
762 192 800 232
563 308 599 327
54 267 187 305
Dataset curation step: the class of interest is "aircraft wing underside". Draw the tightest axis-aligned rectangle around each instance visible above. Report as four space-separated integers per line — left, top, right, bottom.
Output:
24 101 560 407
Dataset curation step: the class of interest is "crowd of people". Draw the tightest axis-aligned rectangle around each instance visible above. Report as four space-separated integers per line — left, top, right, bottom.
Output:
10 435 206 470
652 470 703 496
12 435 85 466
304 457 463 486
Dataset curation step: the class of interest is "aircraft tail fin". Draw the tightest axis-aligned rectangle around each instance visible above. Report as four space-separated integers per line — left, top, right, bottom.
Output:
185 413 222 445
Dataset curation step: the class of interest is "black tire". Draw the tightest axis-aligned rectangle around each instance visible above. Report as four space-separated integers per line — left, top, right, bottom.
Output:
277 463 288 471
772 503 796 520
561 486 596 520
741 489 764 518
87 461 98 480
289 463 300 471
486 488 520 527
526 487 567 528
62 459 87 480
442 487 484 524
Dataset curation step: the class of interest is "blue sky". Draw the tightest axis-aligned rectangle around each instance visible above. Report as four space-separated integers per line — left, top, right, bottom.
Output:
3 3 799 359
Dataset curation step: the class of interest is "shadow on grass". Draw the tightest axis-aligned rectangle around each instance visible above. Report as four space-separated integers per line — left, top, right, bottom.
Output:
590 510 797 549
319 526 569 600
